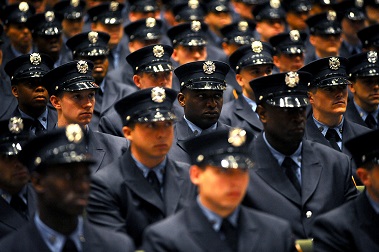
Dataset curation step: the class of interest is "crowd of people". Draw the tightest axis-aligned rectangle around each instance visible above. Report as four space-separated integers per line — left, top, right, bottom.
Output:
0 0 379 251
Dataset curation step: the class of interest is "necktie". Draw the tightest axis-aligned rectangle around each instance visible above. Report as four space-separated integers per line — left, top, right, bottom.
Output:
34 119 44 135
365 114 377 129
282 157 301 195
220 219 238 251
10 195 27 215
147 171 161 197
325 128 341 151
62 237 78 252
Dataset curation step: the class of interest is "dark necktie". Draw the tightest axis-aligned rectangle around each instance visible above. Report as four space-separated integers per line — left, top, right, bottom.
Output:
10 195 27 215
147 171 161 197
325 128 341 151
282 157 302 195
34 119 44 135
62 237 78 252
365 114 377 129
220 219 238 251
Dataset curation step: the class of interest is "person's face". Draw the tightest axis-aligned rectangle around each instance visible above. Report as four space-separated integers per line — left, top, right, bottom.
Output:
221 42 241 56
50 89 96 127
231 1 254 20
91 22 123 48
273 53 305 73
62 18 84 39
178 89 223 129
256 19 286 42
11 78 49 114
205 12 232 31
129 39 160 53
123 121 174 165
5 23 32 50
286 11 310 31
128 11 159 22
310 34 342 58
236 64 273 99
172 45 207 66
341 19 366 39
190 165 249 217
257 104 307 147
78 55 109 84
350 76 379 111
357 164 379 202
33 164 91 216
133 71 173 89
28 0 47 13
34 35 63 56
365 6 379 26
308 85 348 119
0 155 29 194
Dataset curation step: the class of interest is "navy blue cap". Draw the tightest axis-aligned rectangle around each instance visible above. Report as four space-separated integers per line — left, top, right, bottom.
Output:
252 0 287 21
348 51 379 78
0 24 3 45
1 2 35 25
183 127 254 169
312 0 338 6
306 10 342 35
175 60 229 91
333 0 366 21
19 124 95 172
66 31 110 57
0 117 32 156
42 60 99 96
203 0 231 13
87 1 124 25
5 53 54 83
249 71 312 107
345 129 379 167
26 11 63 36
299 57 350 87
124 18 162 42
115 87 177 126
229 41 274 73
269 30 307 55
220 20 256 45
357 24 379 49
126 44 173 74
167 21 208 47
172 0 207 22
129 0 159 13
282 0 312 13
53 0 86 20
364 0 379 7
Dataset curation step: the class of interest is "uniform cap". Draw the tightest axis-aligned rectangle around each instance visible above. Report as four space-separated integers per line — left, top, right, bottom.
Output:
53 0 86 20
282 0 312 13
347 51 379 78
172 0 207 22
129 0 159 13
252 0 286 21
220 20 256 45
26 11 63 36
305 10 342 35
66 31 110 57
357 24 379 49
0 117 33 156
269 30 307 55
333 0 366 21
87 1 124 25
203 0 231 13
124 18 162 42
167 21 208 47
1 2 35 25
345 129 379 167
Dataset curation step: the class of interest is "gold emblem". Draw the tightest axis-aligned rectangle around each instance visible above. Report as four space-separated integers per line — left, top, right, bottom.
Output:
151 87 166 103
191 20 201 32
238 21 248 32
88 31 98 44
327 10 336 21
71 0 79 7
323 0 330 4
146 17 156 28
285 71 299 88
45 11 55 22
110 1 119 11
188 0 199 9
367 51 377 63
65 124 83 143
19 2 29 12
270 0 280 8
8 117 23 134
355 0 363 8
30 53 42 65
289 30 300 42
153 45 164 58
77 60 89 74
203 61 216 74
228 128 247 147
329 57 340 70
251 41 263 53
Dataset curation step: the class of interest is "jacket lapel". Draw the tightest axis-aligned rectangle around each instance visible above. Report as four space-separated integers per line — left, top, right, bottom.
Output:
82 221 104 252
87 130 106 173
234 97 263 131
163 160 184 215
237 208 260 252
305 117 332 147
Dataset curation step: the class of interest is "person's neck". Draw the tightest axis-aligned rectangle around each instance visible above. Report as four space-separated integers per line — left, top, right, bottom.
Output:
316 50 338 59
266 134 301 156
39 207 78 235
354 97 379 113
313 110 343 127
19 106 44 119
14 43 32 54
199 196 236 218
131 148 165 169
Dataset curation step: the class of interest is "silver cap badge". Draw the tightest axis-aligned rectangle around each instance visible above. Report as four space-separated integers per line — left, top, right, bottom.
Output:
367 51 378 63
203 61 216 74
8 117 24 134
270 0 280 8
189 0 199 9
45 11 55 22
146 17 156 28
19 2 29 12
151 87 166 103
71 0 79 7
88 31 98 44
30 53 42 65
77 60 89 74
329 57 340 70
191 20 201 32
66 124 83 143
228 128 247 147
289 30 300 42
153 45 164 58
327 10 336 21
285 71 299 88
110 1 119 11
251 41 263 53
238 21 248 32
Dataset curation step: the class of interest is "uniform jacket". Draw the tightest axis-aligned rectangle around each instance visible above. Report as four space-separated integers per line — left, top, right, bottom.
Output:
86 150 196 247
0 69 17 120
0 184 37 239
0 218 135 252
168 118 230 164
345 98 373 128
219 95 263 137
10 106 58 132
142 202 296 252
312 191 379 252
243 134 358 239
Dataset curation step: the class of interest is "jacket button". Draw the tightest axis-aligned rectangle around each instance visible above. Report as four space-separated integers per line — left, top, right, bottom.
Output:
306 210 312 218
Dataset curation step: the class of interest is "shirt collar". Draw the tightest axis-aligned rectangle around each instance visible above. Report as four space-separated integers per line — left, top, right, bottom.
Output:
243 95 257 112
18 107 49 130
11 45 33 58
0 185 28 205
184 116 217 136
312 115 344 140
132 154 166 185
354 100 379 122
